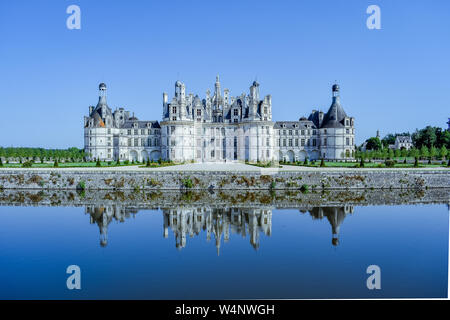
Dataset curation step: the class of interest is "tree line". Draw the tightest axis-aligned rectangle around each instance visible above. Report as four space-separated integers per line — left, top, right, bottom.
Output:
0 147 86 163
360 126 450 162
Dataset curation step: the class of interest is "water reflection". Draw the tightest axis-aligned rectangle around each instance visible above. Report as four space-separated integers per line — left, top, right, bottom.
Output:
85 203 354 251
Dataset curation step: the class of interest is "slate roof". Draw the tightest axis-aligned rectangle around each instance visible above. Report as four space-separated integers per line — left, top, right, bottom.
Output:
122 120 161 129
321 97 347 128
274 120 316 129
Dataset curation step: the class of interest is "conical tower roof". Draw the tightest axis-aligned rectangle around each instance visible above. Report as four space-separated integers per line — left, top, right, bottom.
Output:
321 84 347 128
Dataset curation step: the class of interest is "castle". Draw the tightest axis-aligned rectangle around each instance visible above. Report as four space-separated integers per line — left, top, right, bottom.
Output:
84 77 355 163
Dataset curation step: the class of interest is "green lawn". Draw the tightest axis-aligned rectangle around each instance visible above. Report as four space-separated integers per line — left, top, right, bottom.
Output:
281 161 449 168
0 162 142 168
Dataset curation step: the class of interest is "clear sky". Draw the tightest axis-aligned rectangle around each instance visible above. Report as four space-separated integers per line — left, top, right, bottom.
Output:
0 0 449 148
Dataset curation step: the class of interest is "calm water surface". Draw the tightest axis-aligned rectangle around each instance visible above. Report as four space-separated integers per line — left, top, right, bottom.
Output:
0 191 448 299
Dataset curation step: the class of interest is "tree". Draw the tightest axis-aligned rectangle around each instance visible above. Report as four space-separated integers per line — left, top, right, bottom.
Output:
430 146 438 160
96 159 101 167
440 145 448 160
413 126 437 149
320 158 325 167
381 134 396 148
420 145 429 160
400 148 408 159
365 137 382 150
0 157 3 167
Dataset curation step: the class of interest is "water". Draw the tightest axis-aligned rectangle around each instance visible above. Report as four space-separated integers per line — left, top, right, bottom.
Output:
0 189 448 299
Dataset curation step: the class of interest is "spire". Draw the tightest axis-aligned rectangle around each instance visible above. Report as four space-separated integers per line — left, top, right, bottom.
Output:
98 83 107 105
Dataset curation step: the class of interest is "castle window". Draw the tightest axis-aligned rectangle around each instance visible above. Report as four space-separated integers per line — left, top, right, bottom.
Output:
346 119 349 126
346 137 350 145
289 130 292 135
288 139 292 147
301 139 305 146
295 130 298 135
107 129 111 134
346 129 350 134
134 138 138 146
171 140 176 147
197 109 202 116
211 150 215 158
313 139 317 146
172 106 177 114
266 150 270 158
141 129 145 135
134 129 138 135
324 129 327 134
127 129 131 135
324 138 327 146
171 126 176 134
266 137 270 147
295 139 298 147
234 109 238 116
313 130 317 135
282 139 286 147
283 130 286 135
128 138 131 146
172 117 177 121
264 107 268 114
301 130 305 135
234 119 238 123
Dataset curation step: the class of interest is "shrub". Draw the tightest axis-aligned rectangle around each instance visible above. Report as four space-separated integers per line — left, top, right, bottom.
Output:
116 159 121 166
96 159 101 167
22 161 33 168
448 158 450 167
385 159 396 167
146 158 151 167
270 181 276 190
300 184 309 193
303 157 308 165
124 160 129 165
403 158 407 164
414 157 419 167
76 180 86 191
182 178 193 189
0 157 3 167
53 160 59 167
158 158 162 164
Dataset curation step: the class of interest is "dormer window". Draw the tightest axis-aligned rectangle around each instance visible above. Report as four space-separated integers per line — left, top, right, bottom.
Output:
172 106 177 114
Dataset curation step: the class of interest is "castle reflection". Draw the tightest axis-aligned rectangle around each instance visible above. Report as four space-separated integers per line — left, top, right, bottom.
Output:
85 204 354 251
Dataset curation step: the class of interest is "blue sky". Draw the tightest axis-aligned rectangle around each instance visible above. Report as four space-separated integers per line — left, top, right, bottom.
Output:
0 0 449 148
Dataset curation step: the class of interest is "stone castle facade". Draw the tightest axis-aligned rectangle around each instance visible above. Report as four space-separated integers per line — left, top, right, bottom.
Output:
84 77 355 162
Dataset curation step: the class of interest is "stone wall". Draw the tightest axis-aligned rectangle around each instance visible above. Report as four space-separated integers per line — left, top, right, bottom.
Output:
0 189 448 209
0 168 449 191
